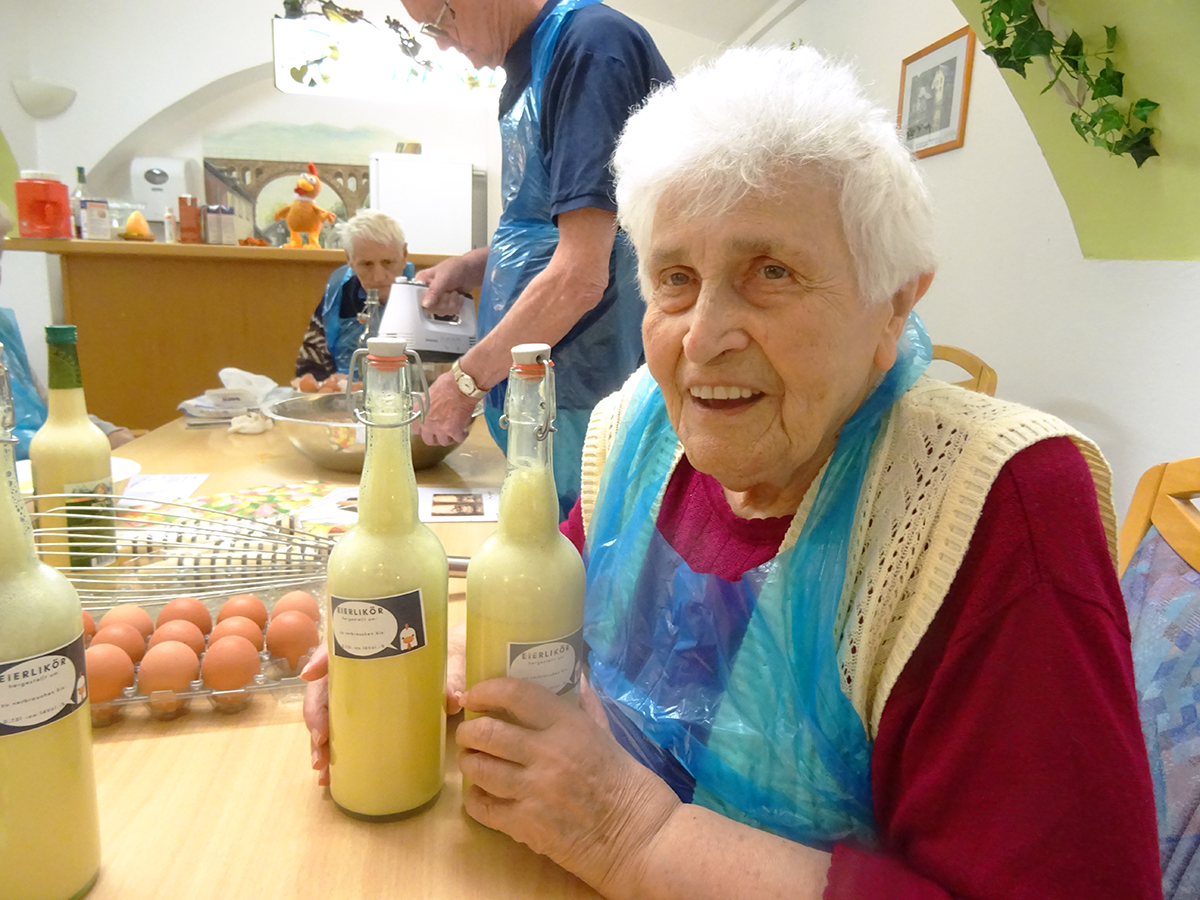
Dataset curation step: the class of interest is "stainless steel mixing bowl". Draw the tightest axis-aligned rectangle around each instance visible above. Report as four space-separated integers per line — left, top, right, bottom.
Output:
262 384 466 474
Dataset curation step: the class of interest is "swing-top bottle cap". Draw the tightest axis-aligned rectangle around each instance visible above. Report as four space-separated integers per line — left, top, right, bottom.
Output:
367 335 407 358
511 343 551 365
45 325 77 344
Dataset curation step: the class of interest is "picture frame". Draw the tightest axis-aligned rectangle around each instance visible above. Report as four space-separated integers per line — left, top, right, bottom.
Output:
897 25 975 158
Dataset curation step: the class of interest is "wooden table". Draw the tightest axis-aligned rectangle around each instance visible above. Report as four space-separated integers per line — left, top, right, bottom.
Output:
87 420 602 899
2 238 454 432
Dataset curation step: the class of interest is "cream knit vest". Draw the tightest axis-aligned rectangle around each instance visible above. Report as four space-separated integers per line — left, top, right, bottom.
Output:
579 370 1116 739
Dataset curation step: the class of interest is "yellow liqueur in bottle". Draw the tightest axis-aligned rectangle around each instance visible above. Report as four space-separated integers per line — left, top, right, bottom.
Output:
28 325 114 571
325 336 448 818
466 344 585 710
0 342 101 900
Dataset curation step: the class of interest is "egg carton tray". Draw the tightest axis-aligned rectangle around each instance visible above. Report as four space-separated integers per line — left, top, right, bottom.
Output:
86 580 326 726
91 646 318 726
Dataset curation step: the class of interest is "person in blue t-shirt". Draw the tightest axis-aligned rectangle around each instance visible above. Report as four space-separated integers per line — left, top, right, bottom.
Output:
294 209 415 382
400 0 671 518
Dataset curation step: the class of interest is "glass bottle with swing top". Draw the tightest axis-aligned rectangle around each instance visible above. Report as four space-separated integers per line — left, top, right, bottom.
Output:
324 335 448 818
465 343 586 713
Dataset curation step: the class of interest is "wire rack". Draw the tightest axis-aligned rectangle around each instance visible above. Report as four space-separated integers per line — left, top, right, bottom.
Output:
29 493 333 612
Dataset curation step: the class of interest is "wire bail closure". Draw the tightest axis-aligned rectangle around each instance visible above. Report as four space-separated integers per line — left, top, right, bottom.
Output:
498 352 556 441
345 346 431 429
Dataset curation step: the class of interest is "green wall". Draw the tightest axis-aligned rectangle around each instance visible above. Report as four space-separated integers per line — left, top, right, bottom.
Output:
952 0 1200 260
0 128 17 236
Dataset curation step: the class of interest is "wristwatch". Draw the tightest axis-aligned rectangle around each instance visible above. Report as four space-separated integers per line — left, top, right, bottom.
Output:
451 359 486 400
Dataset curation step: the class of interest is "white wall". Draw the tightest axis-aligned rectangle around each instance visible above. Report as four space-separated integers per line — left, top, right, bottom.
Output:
759 0 1200 517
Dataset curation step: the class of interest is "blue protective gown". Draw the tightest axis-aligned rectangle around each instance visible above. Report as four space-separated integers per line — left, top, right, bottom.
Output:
479 0 647 519
318 262 414 376
584 314 932 849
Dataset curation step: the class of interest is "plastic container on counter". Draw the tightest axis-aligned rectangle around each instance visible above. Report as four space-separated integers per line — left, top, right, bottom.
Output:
85 584 325 726
14 171 73 238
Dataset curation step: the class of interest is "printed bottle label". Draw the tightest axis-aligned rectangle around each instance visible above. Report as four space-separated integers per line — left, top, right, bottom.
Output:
508 627 584 696
0 633 88 737
331 590 426 660
61 477 116 568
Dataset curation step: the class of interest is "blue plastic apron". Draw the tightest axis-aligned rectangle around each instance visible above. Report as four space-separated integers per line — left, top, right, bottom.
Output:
584 313 932 848
321 262 414 374
479 0 644 518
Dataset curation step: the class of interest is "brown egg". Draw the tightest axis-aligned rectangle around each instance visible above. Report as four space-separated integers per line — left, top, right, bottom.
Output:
137 640 200 713
272 590 320 623
157 596 213 635
209 615 264 651
82 610 96 644
201 635 262 706
99 604 154 639
148 619 206 657
265 610 320 673
218 594 268 629
91 622 147 663
85 643 135 703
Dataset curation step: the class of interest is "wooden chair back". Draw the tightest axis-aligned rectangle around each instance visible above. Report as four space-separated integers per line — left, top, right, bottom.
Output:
931 344 998 396
1118 457 1200 576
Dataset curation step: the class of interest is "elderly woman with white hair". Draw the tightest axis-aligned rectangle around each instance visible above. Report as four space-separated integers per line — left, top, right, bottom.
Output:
301 43 1160 897
448 46 1161 898
294 208 413 382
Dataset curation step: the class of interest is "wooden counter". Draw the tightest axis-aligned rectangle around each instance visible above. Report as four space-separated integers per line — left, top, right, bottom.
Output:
84 418 602 899
3 238 451 432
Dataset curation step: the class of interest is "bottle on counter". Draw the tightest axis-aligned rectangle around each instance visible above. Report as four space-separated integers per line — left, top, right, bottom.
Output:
465 344 585 709
71 166 86 238
324 335 448 818
0 342 102 900
28 325 115 571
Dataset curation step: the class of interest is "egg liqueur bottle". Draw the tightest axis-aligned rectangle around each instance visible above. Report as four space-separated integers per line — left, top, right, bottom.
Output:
325 335 448 818
466 344 585 712
28 325 115 571
0 345 101 900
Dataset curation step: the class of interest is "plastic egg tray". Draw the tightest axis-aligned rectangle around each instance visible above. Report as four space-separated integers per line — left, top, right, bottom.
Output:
86 583 324 726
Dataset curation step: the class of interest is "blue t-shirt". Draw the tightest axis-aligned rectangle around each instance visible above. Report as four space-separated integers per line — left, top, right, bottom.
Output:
499 1 672 224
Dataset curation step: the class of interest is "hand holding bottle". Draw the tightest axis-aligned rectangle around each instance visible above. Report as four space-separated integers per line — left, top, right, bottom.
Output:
301 622 467 785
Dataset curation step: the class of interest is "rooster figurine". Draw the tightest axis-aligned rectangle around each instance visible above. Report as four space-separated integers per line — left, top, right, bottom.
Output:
274 163 337 248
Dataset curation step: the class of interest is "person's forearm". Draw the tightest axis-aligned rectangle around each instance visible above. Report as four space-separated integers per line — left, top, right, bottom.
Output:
455 247 490 284
457 208 614 389
602 804 831 900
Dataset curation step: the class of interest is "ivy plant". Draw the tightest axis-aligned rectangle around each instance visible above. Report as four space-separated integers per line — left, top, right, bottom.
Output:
978 0 1160 167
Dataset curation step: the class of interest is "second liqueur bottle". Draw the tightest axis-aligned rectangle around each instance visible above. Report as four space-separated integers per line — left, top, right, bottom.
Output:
465 344 585 708
324 335 448 817
28 325 114 571
0 343 102 900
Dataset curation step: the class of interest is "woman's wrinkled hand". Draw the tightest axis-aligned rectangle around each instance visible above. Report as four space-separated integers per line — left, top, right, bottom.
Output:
456 677 679 894
301 622 467 786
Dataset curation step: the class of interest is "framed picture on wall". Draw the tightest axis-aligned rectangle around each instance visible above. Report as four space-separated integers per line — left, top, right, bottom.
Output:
897 25 975 158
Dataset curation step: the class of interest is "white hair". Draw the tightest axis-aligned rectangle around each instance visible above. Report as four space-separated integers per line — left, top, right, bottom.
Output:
613 45 937 306
338 209 407 257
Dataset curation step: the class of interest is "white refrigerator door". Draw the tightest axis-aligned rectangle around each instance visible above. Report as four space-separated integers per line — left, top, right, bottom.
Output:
369 153 474 256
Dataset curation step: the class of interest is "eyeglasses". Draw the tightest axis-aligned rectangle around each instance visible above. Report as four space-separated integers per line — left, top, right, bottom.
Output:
419 0 456 40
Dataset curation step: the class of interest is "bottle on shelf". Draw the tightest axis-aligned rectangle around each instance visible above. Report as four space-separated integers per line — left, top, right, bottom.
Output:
324 335 448 818
0 342 102 900
71 166 86 238
28 325 115 571
465 344 585 710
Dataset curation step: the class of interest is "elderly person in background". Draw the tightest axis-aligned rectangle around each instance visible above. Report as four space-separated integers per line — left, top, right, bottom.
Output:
294 209 414 383
304 45 1161 898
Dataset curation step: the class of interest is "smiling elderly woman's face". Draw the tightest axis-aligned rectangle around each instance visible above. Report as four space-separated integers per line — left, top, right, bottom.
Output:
642 170 912 514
